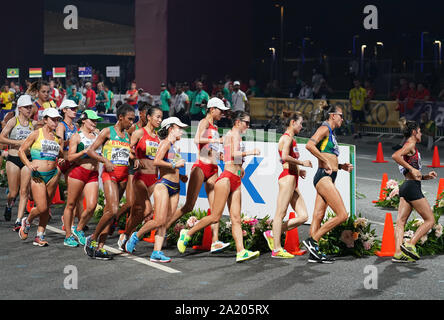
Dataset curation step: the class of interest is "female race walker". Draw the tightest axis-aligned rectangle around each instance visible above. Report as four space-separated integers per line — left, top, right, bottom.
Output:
124 117 188 263
177 111 261 263
84 104 135 260
28 80 57 123
18 108 63 246
166 97 230 253
392 120 437 263
117 106 163 249
303 103 353 263
0 95 37 230
263 111 312 258
62 110 103 247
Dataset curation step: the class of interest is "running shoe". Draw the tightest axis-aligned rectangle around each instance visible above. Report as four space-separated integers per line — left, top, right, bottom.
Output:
84 236 97 258
125 232 140 253
94 248 113 260
4 206 12 221
271 248 294 259
302 237 321 259
19 217 31 240
401 243 420 260
177 229 191 253
64 235 79 247
392 252 416 263
12 221 21 232
118 234 127 251
263 230 274 251
33 235 49 247
72 228 86 246
308 252 335 264
210 241 230 253
236 249 260 263
150 251 172 263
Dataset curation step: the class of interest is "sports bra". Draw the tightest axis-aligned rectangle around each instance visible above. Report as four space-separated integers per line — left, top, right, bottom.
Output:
30 128 60 161
76 131 101 159
9 117 33 141
61 121 78 151
316 121 339 157
399 146 422 175
279 133 300 164
198 122 222 153
135 128 160 160
102 126 131 166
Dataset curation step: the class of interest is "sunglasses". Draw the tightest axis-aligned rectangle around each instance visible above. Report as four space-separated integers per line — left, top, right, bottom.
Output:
241 120 250 126
20 105 32 110
330 113 343 119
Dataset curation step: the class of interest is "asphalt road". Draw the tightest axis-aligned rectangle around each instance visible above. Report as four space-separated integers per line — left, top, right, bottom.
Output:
1 134 444 306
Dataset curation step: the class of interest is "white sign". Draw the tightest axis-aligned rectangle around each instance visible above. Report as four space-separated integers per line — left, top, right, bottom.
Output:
106 66 120 77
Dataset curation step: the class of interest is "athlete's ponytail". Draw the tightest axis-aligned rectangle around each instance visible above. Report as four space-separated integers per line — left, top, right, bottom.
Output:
231 111 249 127
27 80 49 96
400 118 419 138
282 110 303 127
319 100 339 121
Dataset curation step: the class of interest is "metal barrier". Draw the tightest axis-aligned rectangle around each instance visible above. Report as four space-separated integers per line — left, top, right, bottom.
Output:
360 125 402 139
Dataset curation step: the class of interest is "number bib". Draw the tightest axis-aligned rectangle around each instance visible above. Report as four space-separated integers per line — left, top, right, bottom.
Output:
145 140 159 160
110 147 130 165
40 139 60 160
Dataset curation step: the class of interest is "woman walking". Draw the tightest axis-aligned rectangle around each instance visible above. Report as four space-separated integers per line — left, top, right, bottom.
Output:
391 120 437 262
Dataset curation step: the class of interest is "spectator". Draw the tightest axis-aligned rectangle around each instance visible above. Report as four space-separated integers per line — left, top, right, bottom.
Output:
231 81 249 113
49 79 61 107
264 79 283 97
68 86 83 105
223 81 233 106
389 85 400 100
246 78 261 98
313 78 333 99
0 85 14 121
11 82 23 109
216 90 232 128
125 81 139 109
104 85 114 114
298 81 314 99
349 79 367 139
405 81 417 112
311 68 323 89
395 77 410 116
212 80 224 97
168 81 177 96
160 82 172 120
171 83 189 122
188 81 209 122
137 87 153 106
364 80 375 116
85 82 96 110
420 111 435 151
288 70 303 98
183 82 194 105
96 82 108 113
416 82 431 101
223 74 232 90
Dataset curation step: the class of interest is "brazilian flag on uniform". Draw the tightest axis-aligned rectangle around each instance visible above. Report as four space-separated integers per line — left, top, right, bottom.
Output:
7 68 19 78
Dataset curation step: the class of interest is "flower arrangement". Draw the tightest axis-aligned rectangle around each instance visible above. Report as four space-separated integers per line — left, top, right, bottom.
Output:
374 179 402 209
318 212 380 257
92 189 127 230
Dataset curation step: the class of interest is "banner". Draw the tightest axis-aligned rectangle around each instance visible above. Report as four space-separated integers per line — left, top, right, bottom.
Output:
29 68 42 78
7 68 19 78
78 66 92 78
106 66 120 77
52 67 66 78
405 101 444 129
249 98 400 128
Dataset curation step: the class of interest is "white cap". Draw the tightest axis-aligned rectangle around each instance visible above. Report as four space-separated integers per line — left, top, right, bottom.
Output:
207 97 229 110
42 108 62 119
59 99 78 110
233 81 241 86
17 95 33 107
160 117 188 130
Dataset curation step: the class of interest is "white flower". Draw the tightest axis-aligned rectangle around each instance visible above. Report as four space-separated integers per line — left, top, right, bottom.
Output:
404 230 414 239
386 179 398 190
412 219 424 228
226 221 232 229
419 235 428 245
435 224 443 238
353 218 368 229
439 199 444 208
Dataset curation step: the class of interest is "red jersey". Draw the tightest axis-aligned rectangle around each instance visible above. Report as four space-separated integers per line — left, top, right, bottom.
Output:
135 128 160 160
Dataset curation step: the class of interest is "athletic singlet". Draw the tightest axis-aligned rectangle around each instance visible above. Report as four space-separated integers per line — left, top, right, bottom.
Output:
163 142 182 165
399 146 422 175
135 128 160 160
30 128 60 161
77 131 101 159
9 117 33 141
279 133 300 164
34 100 56 121
61 121 78 151
102 126 131 166
316 121 339 157
223 134 246 164
198 122 222 153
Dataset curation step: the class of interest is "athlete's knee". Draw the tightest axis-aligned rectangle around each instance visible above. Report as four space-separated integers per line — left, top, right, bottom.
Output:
336 211 348 224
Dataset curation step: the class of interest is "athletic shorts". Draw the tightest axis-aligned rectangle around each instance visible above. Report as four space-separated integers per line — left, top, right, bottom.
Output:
157 178 180 197
102 166 129 184
216 170 241 193
32 168 59 184
313 168 337 188
68 166 99 184
58 159 73 175
135 172 158 188
191 160 218 182
399 180 424 202
278 168 298 188
7 155 30 170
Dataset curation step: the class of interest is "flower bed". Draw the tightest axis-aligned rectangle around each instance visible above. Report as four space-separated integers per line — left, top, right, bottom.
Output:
374 179 402 209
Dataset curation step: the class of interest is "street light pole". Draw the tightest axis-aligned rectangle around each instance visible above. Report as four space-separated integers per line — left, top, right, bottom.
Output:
375 42 383 58
361 45 367 76
434 40 442 68
421 31 429 73
269 47 276 82
279 4 284 85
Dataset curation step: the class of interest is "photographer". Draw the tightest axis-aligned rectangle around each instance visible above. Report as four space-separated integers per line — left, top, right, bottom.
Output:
188 81 209 122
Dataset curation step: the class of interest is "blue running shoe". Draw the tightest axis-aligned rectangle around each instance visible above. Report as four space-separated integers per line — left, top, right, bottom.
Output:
64 235 79 247
150 251 171 263
72 227 86 246
125 232 140 253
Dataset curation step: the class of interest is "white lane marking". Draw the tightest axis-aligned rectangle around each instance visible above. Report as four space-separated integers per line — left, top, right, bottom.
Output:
356 176 381 182
357 154 432 166
44 224 181 274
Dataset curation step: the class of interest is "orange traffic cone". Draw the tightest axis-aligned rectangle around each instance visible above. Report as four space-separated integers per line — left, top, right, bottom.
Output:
427 146 444 168
193 209 213 251
436 178 444 201
284 212 307 255
372 142 388 163
26 200 34 214
375 212 395 257
143 213 156 243
51 185 65 204
372 173 389 203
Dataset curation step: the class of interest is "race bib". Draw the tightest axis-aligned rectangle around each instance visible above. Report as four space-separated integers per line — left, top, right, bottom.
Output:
145 140 159 160
110 147 130 165
41 139 60 160
17 128 32 140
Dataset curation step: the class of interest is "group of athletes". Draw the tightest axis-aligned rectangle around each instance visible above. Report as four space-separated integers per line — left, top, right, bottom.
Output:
0 79 438 264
